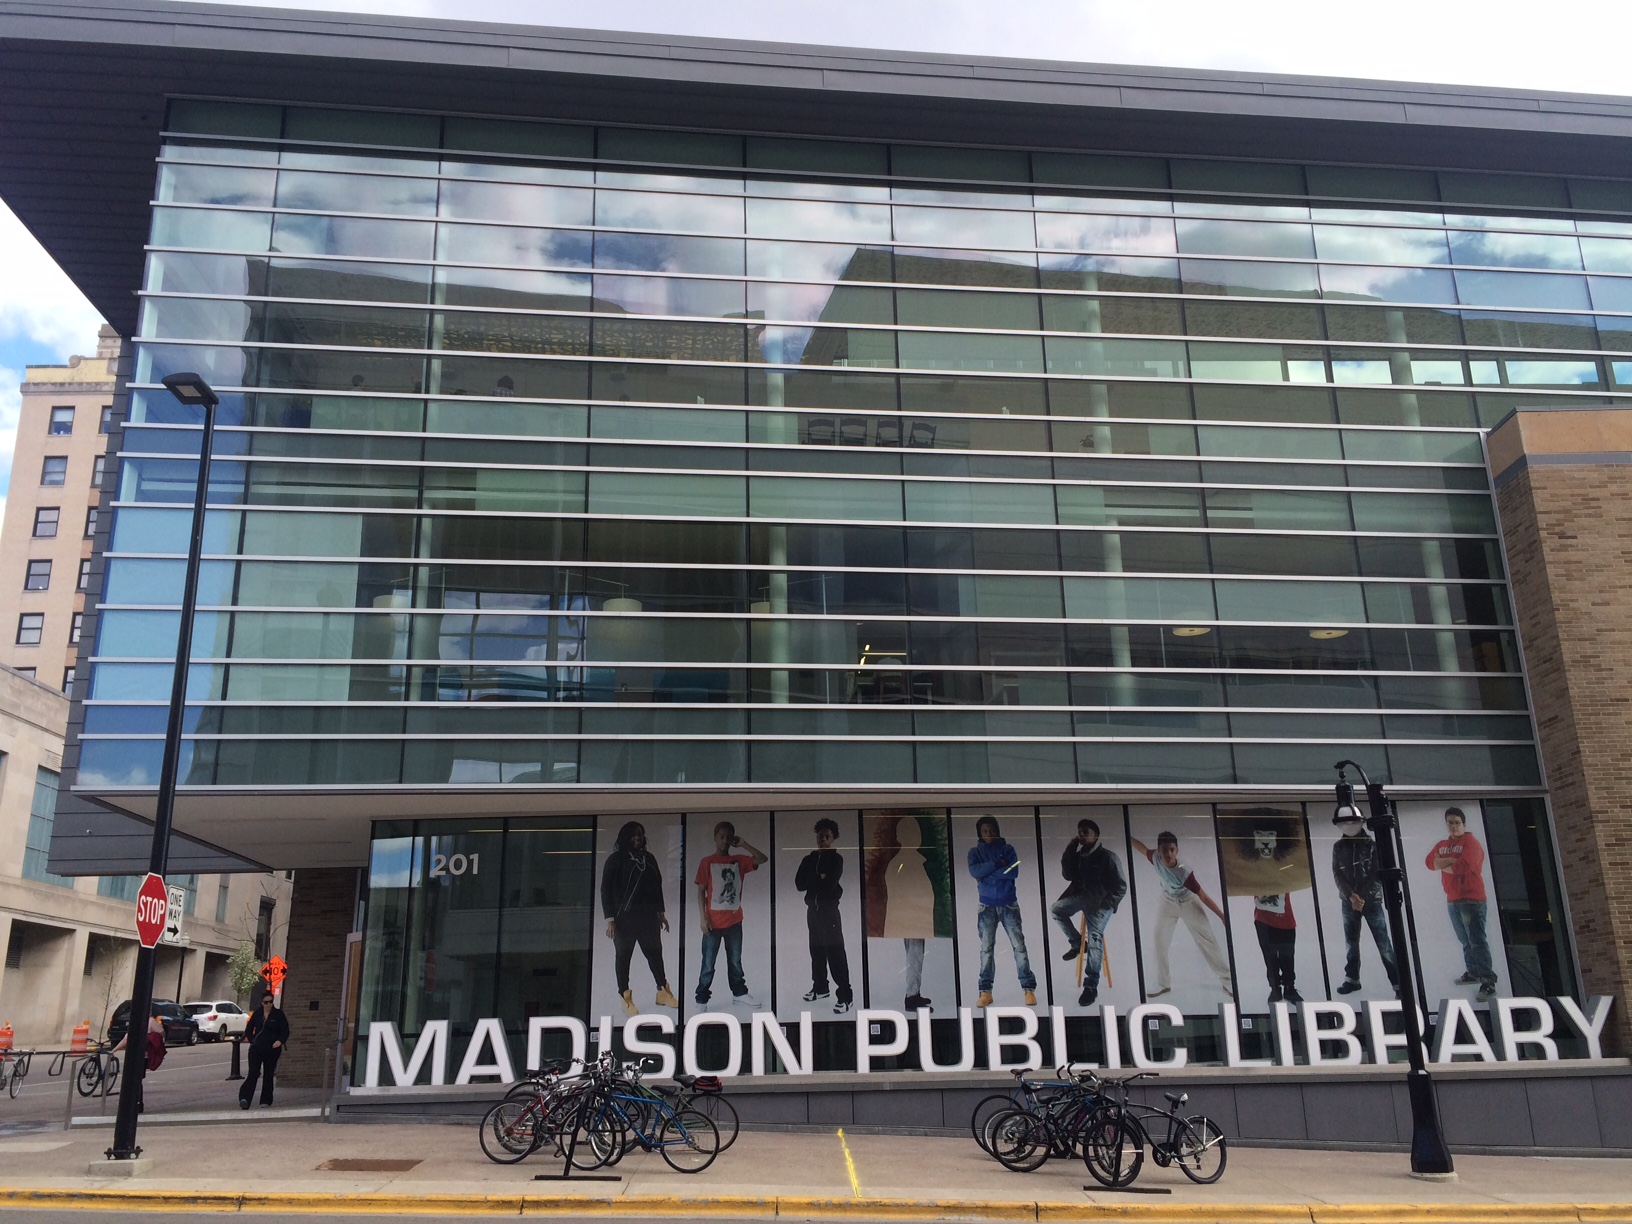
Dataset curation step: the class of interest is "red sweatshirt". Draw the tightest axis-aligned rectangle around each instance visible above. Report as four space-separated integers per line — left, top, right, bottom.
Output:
1424 833 1487 902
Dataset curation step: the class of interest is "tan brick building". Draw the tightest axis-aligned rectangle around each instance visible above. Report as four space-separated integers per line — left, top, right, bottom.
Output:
1491 406 1632 1055
0 326 120 691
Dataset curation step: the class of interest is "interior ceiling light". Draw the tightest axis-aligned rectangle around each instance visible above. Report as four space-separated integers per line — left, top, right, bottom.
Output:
1171 626 1211 637
1309 628 1349 640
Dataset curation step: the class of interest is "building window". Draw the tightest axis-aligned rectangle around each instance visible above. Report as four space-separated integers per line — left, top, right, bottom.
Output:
16 613 43 645
97 875 141 901
173 873 198 917
71 612 83 644
32 507 59 538
22 766 71 887
14 667 35 680
48 406 73 435
215 878 231 924
24 559 51 591
62 667 74 696
84 507 98 538
100 405 115 434
92 455 107 485
40 456 67 486
77 560 91 592
254 897 275 960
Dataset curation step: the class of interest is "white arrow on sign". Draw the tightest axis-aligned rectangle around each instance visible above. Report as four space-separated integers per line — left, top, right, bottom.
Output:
162 885 187 946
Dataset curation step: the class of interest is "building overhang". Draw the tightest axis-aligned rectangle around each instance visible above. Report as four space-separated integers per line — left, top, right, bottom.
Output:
5 0 1632 336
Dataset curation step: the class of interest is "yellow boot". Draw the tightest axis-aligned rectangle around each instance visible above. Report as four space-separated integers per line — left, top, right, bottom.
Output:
977 991 994 1008
621 989 637 1016
654 983 679 1009
1023 990 1037 1006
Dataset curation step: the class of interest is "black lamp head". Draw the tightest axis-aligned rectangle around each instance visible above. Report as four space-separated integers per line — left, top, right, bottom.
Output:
161 372 219 409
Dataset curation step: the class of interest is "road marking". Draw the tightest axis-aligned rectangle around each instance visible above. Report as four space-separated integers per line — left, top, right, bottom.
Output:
835 1127 860 1197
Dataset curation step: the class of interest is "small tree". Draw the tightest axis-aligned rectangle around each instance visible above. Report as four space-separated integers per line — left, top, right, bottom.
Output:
227 940 261 1003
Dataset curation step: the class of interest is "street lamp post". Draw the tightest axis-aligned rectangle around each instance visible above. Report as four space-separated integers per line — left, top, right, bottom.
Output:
1332 759 1455 1178
107 373 219 1161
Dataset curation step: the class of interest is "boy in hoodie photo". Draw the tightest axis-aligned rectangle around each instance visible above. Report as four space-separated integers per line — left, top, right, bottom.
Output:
967 816 1038 1007
794 817 854 1014
1051 818 1127 1007
1331 811 1399 996
1426 806 1498 1002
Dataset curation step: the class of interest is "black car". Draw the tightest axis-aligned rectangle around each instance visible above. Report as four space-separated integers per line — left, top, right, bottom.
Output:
107 999 201 1047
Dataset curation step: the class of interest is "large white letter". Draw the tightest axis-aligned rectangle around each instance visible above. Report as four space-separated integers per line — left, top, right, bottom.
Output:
984 1006 1042 1072
1433 998 1497 1063
454 1018 516 1085
920 1007 976 1072
855 1009 909 1074
364 1020 448 1087
1364 1000 1429 1066
1302 1002 1363 1066
1126 1003 1187 1069
751 1012 812 1076
1495 998 1558 1062
1557 996 1614 1060
1219 1003 1273 1068
682 1013 743 1077
1271 1000 1297 1067
625 1014 677 1080
526 1016 588 1073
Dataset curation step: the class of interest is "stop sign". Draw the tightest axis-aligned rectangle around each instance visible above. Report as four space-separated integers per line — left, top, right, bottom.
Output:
134 873 168 948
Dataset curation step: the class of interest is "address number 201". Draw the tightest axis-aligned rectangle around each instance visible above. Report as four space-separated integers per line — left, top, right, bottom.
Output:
430 852 479 878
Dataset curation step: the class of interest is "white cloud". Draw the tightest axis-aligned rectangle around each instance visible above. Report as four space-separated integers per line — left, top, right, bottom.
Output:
0 200 106 357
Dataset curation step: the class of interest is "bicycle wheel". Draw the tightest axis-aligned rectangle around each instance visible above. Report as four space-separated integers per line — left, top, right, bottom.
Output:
6 1067 20 1099
987 1109 1050 1173
75 1060 101 1098
1174 1116 1227 1184
105 1056 120 1096
658 1107 720 1174
1081 1109 1144 1189
479 1099 540 1164
571 1103 624 1170
688 1093 739 1152
969 1093 1019 1155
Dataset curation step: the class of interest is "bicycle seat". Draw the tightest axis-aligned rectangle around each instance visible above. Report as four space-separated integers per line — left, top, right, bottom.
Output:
674 1073 698 1089
653 1083 680 1097
1164 1091 1189 1107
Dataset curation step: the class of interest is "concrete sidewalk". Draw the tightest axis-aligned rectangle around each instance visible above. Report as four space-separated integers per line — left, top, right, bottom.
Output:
1 1119 1631 1220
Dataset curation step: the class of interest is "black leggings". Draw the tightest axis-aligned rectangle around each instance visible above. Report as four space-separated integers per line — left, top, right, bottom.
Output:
613 908 667 993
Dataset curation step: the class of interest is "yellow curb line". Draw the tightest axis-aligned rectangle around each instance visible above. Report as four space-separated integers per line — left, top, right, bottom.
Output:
0 1188 1627 1221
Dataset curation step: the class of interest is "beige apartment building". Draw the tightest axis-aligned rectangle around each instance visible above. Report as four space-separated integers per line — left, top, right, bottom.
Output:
0 325 122 691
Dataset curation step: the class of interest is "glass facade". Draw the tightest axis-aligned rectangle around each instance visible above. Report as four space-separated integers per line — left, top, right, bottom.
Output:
72 101 1632 795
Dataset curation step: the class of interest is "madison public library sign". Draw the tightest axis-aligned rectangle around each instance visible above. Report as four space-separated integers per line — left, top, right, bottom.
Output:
361 996 1614 1087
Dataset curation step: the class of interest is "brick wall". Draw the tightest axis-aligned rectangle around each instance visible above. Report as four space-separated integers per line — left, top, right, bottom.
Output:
277 867 359 1089
1497 463 1632 1055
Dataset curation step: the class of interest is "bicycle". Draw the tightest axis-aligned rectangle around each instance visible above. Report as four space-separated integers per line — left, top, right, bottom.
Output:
0 1049 31 1099
75 1042 121 1098
980 1068 1105 1172
970 1066 1086 1158
563 1056 721 1173
1079 1071 1227 1188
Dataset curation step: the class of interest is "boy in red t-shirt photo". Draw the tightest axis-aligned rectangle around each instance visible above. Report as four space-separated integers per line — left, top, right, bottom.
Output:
694 820 768 1008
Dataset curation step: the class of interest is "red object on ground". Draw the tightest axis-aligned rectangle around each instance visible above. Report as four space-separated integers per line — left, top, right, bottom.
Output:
134 872 168 948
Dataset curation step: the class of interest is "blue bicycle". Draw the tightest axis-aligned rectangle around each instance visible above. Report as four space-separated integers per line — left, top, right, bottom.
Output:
568 1057 721 1174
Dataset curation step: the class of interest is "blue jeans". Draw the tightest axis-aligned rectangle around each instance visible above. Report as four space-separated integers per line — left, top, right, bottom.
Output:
1341 895 1398 986
1052 897 1113 991
696 922 746 1003
977 904 1036 992
1447 899 1496 986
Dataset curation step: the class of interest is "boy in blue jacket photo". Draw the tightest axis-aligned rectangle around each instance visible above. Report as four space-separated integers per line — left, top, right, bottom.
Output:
967 816 1038 1007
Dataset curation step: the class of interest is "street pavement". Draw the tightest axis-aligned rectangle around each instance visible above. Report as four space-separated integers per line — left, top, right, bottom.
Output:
1 1115 1631 1219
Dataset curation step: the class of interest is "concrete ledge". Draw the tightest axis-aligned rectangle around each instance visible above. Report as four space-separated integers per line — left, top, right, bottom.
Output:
2 1187 1631 1221
70 1106 325 1127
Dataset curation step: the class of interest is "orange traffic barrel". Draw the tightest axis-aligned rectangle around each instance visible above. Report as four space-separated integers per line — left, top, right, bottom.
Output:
69 1021 90 1054
0 1022 12 1053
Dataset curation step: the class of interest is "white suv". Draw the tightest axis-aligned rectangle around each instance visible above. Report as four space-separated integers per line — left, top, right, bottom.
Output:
184 1000 249 1041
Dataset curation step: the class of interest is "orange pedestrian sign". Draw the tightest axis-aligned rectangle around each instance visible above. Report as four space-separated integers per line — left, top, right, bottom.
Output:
260 956 288 990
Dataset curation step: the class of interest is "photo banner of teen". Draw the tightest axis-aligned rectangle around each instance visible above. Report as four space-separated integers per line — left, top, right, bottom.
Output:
863 810 957 1014
1127 805 1237 1015
774 810 864 1017
591 813 684 1021
1039 805 1141 1014
688 811 774 1014
951 808 1044 1012
1398 800 1513 1007
1217 805 1325 1010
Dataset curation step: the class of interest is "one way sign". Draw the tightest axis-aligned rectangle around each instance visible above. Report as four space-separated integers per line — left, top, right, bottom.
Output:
161 885 187 946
